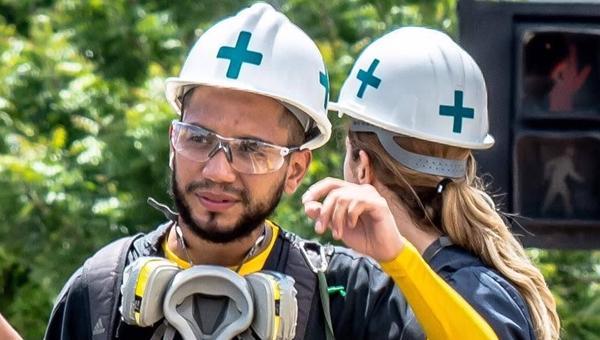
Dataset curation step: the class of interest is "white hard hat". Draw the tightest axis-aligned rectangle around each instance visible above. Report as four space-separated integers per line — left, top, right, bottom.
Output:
330 27 494 150
165 3 331 150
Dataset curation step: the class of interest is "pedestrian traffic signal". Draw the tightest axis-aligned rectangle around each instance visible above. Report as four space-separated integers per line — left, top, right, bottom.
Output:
459 0 600 248
518 28 600 118
514 133 599 220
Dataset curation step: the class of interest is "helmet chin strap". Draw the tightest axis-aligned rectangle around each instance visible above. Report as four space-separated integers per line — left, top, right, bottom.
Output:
350 120 467 179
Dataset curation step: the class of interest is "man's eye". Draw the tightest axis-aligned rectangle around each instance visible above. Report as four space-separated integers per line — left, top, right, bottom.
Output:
190 134 210 143
238 141 260 152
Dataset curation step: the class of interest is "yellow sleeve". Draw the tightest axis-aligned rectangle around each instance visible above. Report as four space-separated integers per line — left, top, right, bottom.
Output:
380 242 498 340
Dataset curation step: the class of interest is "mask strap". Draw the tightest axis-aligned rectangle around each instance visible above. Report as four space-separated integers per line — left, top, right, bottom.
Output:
148 197 178 221
147 197 194 266
350 121 467 179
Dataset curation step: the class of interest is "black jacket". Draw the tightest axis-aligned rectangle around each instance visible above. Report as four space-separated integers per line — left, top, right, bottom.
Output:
45 223 535 339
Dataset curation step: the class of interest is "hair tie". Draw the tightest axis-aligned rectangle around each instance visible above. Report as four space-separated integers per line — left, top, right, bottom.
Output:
436 178 453 194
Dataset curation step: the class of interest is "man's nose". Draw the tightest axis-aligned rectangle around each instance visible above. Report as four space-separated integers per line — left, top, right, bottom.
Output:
201 148 237 183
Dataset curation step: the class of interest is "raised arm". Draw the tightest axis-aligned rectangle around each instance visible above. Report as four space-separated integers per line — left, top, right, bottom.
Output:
303 178 497 340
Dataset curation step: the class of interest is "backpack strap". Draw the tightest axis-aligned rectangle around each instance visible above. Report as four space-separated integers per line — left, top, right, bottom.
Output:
83 234 142 340
317 271 334 340
280 231 334 340
297 240 335 340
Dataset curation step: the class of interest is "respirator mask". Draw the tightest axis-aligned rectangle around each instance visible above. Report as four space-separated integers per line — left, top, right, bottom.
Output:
119 257 298 340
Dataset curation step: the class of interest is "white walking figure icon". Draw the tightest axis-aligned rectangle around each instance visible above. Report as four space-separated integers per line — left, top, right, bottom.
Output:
541 146 584 216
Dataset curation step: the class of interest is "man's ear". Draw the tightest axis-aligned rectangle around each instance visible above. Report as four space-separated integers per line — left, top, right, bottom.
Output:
355 149 374 185
284 149 312 194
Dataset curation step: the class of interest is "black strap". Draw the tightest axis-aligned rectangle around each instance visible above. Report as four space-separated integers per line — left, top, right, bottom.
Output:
297 240 335 340
283 241 317 340
422 236 453 263
83 234 142 340
150 320 168 340
281 232 335 340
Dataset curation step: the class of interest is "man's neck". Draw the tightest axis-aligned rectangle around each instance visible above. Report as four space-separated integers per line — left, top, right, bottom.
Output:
166 220 268 267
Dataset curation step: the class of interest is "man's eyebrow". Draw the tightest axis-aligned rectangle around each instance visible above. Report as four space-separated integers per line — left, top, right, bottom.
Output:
185 121 273 144
238 136 272 144
186 121 212 131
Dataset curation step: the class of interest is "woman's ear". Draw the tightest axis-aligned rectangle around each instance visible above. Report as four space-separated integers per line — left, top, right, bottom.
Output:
356 150 374 185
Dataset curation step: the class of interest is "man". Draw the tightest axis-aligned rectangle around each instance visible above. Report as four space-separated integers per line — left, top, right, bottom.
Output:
45 4 496 339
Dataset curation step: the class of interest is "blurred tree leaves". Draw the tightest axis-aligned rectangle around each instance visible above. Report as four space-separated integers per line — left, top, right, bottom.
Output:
0 0 597 339
531 249 600 340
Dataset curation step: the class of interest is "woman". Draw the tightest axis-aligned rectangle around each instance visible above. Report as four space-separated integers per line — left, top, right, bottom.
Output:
303 27 560 339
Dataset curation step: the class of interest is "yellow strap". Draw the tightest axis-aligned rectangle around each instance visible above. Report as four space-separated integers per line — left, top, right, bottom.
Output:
380 241 498 340
163 237 192 269
162 221 280 275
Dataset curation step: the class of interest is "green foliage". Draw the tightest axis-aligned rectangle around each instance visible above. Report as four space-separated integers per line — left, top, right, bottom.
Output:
530 249 600 339
0 0 597 338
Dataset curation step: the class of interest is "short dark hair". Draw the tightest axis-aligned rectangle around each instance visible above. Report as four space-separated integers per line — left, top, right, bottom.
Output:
278 108 305 146
179 87 196 120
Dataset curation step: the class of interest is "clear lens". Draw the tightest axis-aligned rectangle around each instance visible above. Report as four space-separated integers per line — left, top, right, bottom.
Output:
230 140 285 173
171 121 294 174
172 124 216 163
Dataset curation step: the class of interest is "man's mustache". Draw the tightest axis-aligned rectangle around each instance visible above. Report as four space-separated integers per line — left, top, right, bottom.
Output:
185 180 248 203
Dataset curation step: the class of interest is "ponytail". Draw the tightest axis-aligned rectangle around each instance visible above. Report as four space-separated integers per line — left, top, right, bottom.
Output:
441 160 560 340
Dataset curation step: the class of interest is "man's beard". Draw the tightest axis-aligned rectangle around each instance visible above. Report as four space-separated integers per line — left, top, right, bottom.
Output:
171 170 284 244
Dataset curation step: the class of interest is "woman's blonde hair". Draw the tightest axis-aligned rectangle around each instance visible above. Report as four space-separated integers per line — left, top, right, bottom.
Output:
348 130 560 340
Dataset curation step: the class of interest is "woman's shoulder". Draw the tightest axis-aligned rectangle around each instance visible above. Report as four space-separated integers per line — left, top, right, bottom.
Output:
431 245 536 340
428 244 527 309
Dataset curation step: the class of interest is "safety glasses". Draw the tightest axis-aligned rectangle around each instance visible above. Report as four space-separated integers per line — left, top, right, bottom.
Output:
171 121 299 174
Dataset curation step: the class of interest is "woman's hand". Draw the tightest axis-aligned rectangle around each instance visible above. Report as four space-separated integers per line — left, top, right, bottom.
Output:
302 177 406 262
